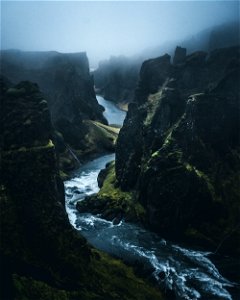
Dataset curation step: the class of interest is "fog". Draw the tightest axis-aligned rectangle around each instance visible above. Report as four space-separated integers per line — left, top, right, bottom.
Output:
1 1 239 67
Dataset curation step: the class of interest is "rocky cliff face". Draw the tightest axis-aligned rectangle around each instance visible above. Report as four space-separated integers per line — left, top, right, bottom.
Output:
1 50 105 123
115 46 240 256
0 80 164 300
0 50 112 172
94 22 239 107
94 56 141 105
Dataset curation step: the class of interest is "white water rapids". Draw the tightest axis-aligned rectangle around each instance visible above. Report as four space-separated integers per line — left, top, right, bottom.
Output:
64 96 237 300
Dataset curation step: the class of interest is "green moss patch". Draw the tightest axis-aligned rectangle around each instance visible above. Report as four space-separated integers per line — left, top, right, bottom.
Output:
12 251 165 300
90 250 164 300
77 162 146 223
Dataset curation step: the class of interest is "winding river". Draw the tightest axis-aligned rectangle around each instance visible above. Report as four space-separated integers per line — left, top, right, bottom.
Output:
96 95 126 125
64 96 237 300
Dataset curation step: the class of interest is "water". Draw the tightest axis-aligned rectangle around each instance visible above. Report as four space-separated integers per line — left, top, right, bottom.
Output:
64 154 236 300
64 96 237 299
96 95 126 126
64 153 115 226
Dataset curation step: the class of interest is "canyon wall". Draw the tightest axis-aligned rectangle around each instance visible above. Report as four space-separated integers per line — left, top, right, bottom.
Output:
115 46 240 256
0 79 164 300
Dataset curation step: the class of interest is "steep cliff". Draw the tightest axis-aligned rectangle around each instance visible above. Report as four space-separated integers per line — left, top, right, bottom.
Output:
114 46 240 256
93 22 239 107
80 46 240 258
0 80 164 300
0 50 114 172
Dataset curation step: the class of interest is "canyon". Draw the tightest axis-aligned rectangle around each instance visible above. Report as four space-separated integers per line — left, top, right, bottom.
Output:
1 37 239 300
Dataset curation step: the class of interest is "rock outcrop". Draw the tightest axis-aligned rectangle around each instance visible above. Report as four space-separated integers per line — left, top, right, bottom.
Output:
79 48 240 257
96 46 240 257
0 79 164 300
173 46 186 65
0 50 113 174
93 22 239 107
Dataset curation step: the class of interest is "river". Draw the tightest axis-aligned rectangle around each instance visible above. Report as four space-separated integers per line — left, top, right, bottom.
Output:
96 95 126 125
64 96 237 300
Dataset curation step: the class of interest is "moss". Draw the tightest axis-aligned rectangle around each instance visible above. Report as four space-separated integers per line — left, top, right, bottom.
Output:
6 87 26 96
59 170 69 181
97 162 146 222
23 119 32 125
92 121 120 135
151 151 160 158
13 275 69 300
79 120 119 156
86 120 118 144
11 252 165 300
3 139 55 154
1 79 164 299
90 250 164 300
183 162 220 202
78 162 146 223
144 90 163 126
145 113 240 255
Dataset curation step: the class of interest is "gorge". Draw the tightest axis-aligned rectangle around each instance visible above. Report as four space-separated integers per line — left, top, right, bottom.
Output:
1 2 239 298
1 43 239 300
0 78 164 300
77 45 240 299
65 95 238 300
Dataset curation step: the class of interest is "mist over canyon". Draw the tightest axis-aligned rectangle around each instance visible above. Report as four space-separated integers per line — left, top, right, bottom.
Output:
1 1 240 300
1 1 239 67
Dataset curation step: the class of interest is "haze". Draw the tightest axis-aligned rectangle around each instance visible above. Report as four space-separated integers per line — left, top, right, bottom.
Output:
1 1 239 67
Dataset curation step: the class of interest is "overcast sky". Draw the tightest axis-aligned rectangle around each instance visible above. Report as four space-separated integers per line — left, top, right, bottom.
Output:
1 1 239 67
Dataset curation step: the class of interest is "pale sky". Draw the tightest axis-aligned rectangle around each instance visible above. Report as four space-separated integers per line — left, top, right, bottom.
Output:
1 1 239 66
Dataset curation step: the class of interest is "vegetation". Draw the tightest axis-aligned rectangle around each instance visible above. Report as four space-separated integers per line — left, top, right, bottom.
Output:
77 162 146 223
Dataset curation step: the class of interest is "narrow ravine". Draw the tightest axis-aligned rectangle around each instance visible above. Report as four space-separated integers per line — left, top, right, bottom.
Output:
64 96 236 300
96 95 126 125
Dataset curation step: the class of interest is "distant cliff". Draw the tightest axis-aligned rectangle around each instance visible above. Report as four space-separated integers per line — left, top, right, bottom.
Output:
0 80 164 300
1 50 105 123
94 56 141 106
1 50 118 175
94 21 239 106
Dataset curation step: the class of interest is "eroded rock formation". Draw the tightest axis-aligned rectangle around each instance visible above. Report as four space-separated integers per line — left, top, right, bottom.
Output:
0 51 115 175
115 46 240 256
80 46 240 258
0 79 164 300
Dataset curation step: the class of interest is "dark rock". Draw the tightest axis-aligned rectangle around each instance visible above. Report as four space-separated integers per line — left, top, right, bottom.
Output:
0 79 164 300
112 212 123 225
173 46 187 65
157 271 166 281
0 50 108 167
1 81 52 150
74 190 82 194
115 102 145 189
98 161 112 188
136 54 172 104
76 161 146 224
1 80 91 293
93 22 239 107
115 46 240 256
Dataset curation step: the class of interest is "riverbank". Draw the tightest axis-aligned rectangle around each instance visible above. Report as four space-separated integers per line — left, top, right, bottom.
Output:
65 95 239 299
65 153 237 300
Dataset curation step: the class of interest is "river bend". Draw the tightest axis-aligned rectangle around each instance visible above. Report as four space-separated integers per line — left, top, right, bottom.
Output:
64 96 236 300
